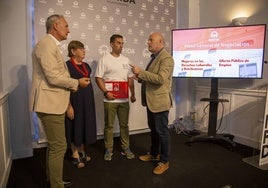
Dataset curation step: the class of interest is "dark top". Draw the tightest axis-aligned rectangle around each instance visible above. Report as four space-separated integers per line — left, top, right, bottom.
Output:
65 60 97 147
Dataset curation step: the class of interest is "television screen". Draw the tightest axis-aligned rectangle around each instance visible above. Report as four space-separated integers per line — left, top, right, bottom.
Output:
172 24 266 78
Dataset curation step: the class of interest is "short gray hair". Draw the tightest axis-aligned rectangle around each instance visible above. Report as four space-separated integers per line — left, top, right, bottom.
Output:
45 14 64 33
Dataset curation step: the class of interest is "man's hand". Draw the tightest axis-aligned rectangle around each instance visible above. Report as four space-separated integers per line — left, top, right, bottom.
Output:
105 92 116 100
66 104 74 120
130 95 136 103
78 77 90 88
129 64 142 75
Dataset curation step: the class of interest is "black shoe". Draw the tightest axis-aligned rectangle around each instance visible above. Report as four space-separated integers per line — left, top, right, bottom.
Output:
63 180 72 187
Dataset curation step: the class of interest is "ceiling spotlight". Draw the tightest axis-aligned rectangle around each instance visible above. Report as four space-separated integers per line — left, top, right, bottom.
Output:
232 17 248 26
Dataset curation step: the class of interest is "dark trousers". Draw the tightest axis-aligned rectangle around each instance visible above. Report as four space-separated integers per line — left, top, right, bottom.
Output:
147 108 171 163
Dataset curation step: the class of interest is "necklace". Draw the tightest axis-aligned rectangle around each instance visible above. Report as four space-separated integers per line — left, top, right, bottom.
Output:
70 58 89 77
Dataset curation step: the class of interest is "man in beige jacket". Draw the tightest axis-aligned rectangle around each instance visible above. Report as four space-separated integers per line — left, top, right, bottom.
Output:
131 32 174 175
30 14 89 188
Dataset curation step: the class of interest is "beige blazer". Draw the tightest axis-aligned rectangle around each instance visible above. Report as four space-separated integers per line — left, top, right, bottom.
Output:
30 35 78 114
138 49 174 113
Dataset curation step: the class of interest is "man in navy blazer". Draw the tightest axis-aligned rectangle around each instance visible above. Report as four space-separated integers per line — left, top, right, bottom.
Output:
30 14 89 188
131 32 174 175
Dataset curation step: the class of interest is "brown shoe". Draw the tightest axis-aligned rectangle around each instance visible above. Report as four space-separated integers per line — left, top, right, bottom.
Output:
153 162 169 175
139 154 160 162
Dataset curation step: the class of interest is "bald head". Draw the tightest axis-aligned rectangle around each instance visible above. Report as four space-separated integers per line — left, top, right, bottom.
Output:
147 32 165 54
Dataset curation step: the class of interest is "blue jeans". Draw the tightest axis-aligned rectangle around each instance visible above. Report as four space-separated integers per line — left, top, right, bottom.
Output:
147 108 171 163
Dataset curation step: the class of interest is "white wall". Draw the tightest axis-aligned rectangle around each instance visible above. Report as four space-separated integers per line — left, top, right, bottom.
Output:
181 0 268 149
0 0 32 159
0 92 12 188
197 0 268 89
195 87 266 148
175 0 268 119
173 0 191 118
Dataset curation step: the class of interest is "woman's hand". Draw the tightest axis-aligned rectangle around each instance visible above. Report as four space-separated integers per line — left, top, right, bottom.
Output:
66 104 75 120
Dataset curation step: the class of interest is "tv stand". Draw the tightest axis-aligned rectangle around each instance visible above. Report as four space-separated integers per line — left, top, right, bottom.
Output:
188 78 236 149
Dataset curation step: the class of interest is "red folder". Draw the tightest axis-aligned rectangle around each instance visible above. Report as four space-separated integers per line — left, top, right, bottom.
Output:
105 81 129 99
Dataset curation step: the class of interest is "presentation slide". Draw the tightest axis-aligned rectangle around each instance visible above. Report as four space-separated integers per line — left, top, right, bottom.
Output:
172 25 266 78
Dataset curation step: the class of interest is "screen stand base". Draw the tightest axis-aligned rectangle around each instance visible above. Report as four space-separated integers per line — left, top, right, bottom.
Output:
187 78 236 149
187 133 236 149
